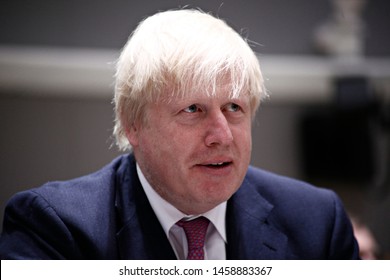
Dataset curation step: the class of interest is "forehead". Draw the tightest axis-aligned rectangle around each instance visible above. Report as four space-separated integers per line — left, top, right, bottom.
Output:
157 78 250 104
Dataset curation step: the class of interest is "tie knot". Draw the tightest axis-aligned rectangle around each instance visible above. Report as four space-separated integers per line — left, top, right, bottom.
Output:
176 216 210 259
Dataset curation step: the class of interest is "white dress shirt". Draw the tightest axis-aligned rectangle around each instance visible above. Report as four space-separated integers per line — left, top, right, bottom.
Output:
137 164 227 260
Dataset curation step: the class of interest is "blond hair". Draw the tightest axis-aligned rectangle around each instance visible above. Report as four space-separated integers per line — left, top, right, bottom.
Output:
114 9 266 151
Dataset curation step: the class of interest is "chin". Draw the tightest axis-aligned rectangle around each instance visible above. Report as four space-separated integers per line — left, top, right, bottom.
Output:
202 189 235 205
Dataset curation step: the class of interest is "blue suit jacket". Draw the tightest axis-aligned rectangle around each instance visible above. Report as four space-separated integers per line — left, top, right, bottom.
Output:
0 154 359 259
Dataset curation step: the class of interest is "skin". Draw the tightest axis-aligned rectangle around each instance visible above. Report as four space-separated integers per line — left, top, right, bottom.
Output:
127 85 253 215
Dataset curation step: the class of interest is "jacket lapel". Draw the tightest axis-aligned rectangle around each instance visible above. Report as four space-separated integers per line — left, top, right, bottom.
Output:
226 177 289 259
115 155 176 260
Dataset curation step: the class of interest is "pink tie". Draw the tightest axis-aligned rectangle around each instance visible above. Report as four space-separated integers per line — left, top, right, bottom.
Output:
176 216 210 260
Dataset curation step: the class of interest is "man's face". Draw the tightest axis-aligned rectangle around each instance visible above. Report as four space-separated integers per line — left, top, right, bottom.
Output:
128 85 253 214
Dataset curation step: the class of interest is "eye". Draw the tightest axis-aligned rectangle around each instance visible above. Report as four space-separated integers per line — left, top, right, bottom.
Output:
225 103 241 112
183 104 200 113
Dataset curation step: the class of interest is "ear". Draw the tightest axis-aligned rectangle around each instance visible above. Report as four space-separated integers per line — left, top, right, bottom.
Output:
125 122 141 148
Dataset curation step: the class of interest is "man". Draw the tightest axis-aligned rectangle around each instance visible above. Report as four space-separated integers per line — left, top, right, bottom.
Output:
0 9 359 259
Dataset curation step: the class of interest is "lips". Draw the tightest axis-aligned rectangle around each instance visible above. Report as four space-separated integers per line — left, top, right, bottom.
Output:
203 162 232 168
195 157 233 172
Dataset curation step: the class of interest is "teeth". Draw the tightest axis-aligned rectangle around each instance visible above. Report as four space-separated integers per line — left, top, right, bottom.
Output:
210 162 224 166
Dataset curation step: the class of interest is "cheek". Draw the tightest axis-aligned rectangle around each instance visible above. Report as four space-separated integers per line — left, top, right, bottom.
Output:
233 123 252 146
140 124 185 160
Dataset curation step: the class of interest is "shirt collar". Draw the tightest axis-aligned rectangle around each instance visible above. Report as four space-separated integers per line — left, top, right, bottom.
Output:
136 164 227 242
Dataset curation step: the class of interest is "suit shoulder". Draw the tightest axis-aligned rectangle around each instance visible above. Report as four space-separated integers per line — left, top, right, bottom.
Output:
31 155 129 200
245 165 338 209
5 155 130 222
239 166 358 259
0 155 133 259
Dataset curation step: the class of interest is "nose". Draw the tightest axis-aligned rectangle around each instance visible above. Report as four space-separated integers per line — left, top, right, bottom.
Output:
204 111 234 147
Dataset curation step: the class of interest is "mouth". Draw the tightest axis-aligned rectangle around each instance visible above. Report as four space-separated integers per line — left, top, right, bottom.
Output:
195 158 234 172
202 162 232 169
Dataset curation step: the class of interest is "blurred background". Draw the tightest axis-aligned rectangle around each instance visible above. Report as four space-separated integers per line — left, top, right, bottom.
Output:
0 0 389 259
